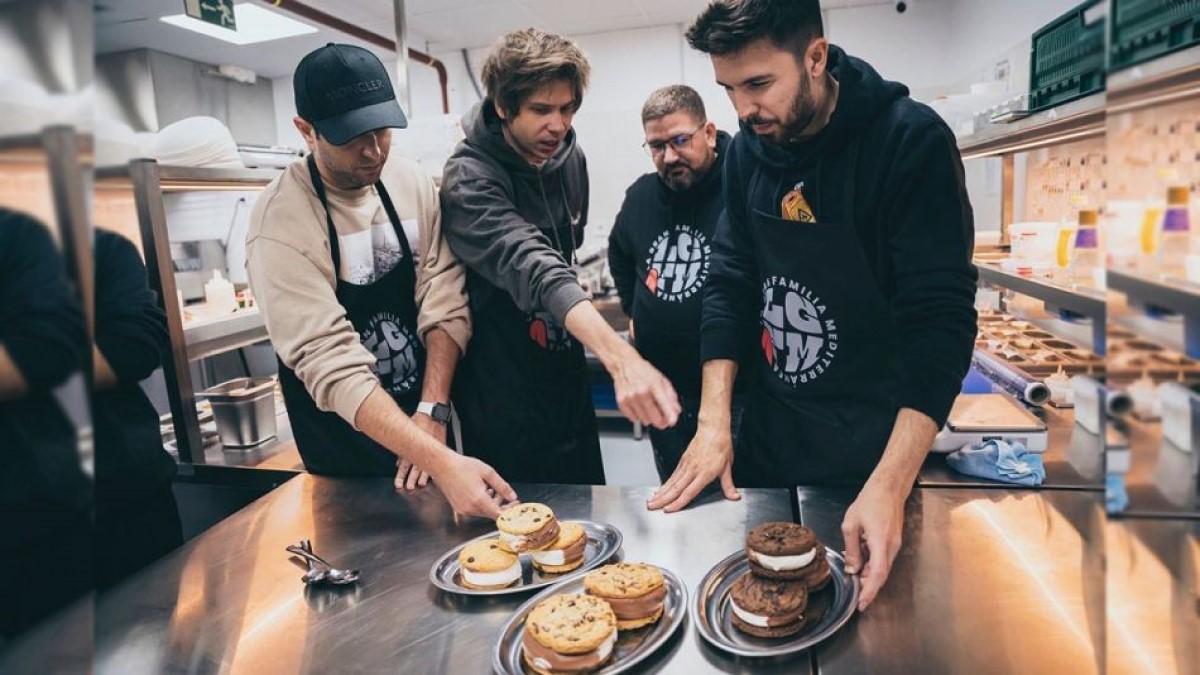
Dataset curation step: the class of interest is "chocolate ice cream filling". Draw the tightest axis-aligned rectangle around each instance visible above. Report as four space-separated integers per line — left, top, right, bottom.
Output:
531 533 587 566
594 585 667 621
522 628 615 672
503 519 561 551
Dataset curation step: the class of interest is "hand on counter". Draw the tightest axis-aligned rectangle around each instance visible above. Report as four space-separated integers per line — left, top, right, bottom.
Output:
647 420 740 512
395 415 445 491
841 482 905 611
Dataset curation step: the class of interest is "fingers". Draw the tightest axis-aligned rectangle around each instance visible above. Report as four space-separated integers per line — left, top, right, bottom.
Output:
663 473 708 513
719 463 741 501
474 495 502 520
622 387 667 429
842 516 864 575
394 460 412 490
484 466 518 503
616 393 651 429
648 462 694 510
857 529 899 611
418 470 431 488
406 464 421 491
651 377 681 428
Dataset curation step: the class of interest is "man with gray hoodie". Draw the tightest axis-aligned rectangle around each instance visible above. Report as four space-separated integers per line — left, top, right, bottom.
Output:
441 29 681 484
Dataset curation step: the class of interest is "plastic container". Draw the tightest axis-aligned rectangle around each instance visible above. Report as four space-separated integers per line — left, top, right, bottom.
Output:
1070 209 1101 284
1104 200 1147 269
198 377 278 448
1007 221 1060 274
1159 382 1198 453
204 270 237 314
1158 186 1192 271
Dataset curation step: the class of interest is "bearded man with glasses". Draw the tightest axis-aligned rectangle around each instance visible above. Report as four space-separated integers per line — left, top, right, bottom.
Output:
608 85 747 482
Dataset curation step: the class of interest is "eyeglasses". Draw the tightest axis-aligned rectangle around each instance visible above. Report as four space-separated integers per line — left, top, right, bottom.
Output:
642 124 704 157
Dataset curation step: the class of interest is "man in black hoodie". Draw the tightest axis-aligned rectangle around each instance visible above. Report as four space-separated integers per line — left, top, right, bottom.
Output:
0 209 92 638
608 85 742 481
649 0 977 611
441 29 681 484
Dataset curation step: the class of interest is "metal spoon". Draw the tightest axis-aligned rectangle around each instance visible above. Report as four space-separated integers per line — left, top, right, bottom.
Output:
286 542 360 585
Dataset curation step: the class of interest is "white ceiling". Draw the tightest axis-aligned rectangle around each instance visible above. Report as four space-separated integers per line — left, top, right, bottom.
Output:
95 0 896 79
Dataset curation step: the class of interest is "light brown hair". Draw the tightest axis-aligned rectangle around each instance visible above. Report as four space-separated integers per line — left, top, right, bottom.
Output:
481 28 591 116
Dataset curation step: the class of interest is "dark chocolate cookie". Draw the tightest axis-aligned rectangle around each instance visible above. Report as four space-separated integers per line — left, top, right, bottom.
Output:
729 571 807 615
746 522 817 557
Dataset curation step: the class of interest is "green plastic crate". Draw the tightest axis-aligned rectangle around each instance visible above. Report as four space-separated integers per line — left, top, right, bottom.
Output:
1110 0 1200 71
1029 0 1107 111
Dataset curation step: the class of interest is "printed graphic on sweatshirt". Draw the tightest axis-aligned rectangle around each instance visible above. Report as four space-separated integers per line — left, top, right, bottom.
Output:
338 218 420 285
528 310 573 352
780 182 816 223
760 276 838 386
642 225 711 303
361 311 421 394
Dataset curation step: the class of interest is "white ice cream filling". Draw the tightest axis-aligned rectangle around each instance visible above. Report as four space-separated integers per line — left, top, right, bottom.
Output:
498 531 526 549
530 548 572 565
462 559 521 587
595 631 616 660
528 630 615 669
730 599 772 628
748 547 817 571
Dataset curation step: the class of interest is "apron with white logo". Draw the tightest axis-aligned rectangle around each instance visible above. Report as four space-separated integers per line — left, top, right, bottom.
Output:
737 140 898 487
276 155 425 476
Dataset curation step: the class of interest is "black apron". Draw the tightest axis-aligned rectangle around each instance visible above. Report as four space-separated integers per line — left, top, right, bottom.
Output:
452 174 605 485
735 140 899 487
276 155 426 476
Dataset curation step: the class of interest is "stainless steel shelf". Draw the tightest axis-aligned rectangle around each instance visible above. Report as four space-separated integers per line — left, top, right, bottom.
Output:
1108 269 1200 358
957 92 1106 160
96 162 281 188
976 261 1107 353
183 310 269 362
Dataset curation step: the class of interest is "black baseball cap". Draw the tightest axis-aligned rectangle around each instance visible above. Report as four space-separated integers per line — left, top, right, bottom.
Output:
294 43 408 146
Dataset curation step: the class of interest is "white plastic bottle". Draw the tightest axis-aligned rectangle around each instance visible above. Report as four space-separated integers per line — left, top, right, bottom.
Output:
204 269 237 313
1157 186 1191 273
1071 209 1101 287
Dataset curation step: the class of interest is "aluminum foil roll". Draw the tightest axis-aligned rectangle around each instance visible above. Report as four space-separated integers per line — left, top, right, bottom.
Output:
971 349 1051 407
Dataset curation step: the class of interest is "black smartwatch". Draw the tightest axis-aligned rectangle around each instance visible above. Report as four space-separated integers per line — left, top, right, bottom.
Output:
416 401 451 425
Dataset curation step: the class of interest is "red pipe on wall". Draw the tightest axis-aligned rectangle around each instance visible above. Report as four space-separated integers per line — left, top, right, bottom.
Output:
269 0 450 114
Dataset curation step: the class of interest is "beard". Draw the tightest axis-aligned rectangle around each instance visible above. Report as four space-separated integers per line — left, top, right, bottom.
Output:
745 70 820 145
660 163 698 191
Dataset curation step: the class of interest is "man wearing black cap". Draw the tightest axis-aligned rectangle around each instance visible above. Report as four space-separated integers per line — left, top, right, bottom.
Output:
247 43 516 519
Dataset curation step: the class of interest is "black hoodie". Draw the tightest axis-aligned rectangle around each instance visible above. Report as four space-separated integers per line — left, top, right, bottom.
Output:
441 100 590 324
608 131 733 399
701 45 977 428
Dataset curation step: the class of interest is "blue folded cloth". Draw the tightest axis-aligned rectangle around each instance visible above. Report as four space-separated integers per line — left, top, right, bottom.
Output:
947 439 1046 486
1105 474 1129 513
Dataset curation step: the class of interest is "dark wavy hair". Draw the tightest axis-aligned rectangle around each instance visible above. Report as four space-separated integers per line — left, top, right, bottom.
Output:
686 0 824 57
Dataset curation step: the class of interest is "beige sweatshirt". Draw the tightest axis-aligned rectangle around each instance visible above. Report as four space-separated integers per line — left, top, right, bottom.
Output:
246 155 470 427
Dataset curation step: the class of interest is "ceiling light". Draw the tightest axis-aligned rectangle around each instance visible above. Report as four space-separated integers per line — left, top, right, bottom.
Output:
159 3 317 46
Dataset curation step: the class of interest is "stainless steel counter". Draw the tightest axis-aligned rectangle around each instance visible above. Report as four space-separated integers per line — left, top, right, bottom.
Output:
795 486 1106 674
1118 418 1200 518
92 476 806 674
1105 517 1200 674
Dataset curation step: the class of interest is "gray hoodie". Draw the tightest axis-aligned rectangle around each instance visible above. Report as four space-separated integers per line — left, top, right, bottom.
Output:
440 100 590 323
